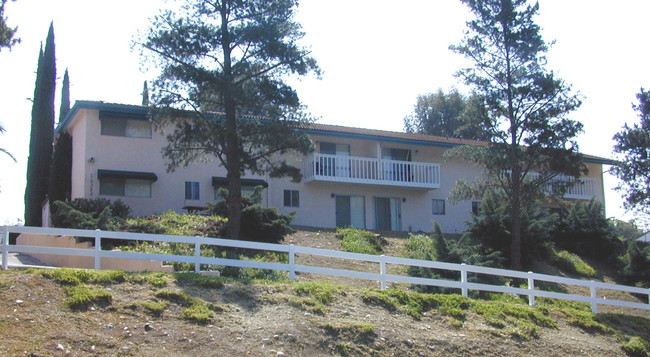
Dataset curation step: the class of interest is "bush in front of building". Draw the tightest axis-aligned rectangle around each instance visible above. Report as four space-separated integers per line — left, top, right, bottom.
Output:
337 228 384 255
207 185 294 244
51 198 130 231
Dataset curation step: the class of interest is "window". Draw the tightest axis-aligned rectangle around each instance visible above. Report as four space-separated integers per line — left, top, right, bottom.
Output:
100 177 151 197
185 181 200 200
284 190 299 207
432 199 446 215
101 118 152 138
472 201 481 215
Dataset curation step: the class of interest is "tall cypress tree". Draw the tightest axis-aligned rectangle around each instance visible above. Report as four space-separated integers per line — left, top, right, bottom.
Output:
49 68 72 211
25 22 56 226
58 68 70 123
141 80 149 106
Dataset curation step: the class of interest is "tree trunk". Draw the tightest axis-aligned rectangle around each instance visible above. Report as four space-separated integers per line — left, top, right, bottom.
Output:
221 2 242 240
510 165 522 270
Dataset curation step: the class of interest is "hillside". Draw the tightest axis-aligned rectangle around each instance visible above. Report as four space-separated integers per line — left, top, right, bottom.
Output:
1 266 649 357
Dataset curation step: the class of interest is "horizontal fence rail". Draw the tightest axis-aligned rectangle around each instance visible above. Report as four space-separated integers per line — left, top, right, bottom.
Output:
2 225 649 314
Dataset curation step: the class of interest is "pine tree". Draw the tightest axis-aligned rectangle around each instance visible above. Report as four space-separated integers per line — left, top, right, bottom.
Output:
24 23 56 226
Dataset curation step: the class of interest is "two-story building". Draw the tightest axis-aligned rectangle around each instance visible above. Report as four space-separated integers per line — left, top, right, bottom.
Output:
50 100 611 234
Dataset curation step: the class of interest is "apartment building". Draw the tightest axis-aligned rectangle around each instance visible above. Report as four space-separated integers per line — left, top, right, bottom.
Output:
51 100 610 234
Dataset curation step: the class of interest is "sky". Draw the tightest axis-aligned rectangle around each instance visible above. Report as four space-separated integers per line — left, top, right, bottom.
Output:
0 0 649 227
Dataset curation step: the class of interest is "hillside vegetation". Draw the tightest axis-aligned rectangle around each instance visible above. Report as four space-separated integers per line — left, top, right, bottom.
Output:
1 267 649 356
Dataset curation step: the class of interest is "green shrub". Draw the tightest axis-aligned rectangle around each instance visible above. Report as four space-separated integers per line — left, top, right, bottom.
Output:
462 191 554 269
406 222 504 293
553 200 624 263
208 186 294 243
337 228 383 255
619 239 650 286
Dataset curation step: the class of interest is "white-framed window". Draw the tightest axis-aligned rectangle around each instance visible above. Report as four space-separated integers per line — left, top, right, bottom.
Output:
432 199 446 215
185 181 200 200
284 190 299 207
100 177 152 198
101 118 152 139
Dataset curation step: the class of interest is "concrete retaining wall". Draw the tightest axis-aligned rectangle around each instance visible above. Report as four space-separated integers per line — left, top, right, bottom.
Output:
16 233 173 272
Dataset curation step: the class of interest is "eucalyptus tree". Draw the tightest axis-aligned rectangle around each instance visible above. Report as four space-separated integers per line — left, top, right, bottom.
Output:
140 0 319 239
449 0 585 269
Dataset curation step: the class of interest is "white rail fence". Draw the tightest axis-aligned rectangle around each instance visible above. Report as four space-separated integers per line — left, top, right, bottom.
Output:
2 225 649 314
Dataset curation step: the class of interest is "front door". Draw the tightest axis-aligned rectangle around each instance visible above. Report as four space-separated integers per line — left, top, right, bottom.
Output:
375 197 401 231
336 195 365 229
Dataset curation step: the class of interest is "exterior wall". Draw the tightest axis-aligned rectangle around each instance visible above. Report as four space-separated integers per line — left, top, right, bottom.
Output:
64 106 608 235
70 109 88 199
274 135 485 233
68 109 268 217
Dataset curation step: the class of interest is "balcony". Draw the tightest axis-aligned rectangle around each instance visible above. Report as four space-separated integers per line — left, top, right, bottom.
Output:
304 153 440 189
529 173 596 200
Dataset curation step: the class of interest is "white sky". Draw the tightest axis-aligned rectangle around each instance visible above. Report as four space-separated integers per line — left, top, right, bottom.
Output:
0 0 648 226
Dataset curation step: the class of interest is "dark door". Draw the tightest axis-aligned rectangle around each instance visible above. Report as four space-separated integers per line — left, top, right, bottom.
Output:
375 197 391 230
336 195 351 227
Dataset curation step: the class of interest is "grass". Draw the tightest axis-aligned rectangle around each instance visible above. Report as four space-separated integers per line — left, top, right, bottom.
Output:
140 300 166 316
337 228 384 255
42 268 128 285
362 288 562 339
291 281 343 315
154 289 221 324
63 285 112 310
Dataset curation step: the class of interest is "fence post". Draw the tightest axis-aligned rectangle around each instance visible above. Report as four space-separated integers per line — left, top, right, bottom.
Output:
590 280 598 314
289 244 295 281
379 255 387 290
527 271 535 306
2 226 9 270
94 229 101 271
461 263 468 297
195 236 201 273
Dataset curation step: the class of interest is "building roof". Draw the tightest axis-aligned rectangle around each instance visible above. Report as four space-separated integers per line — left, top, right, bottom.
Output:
57 100 615 165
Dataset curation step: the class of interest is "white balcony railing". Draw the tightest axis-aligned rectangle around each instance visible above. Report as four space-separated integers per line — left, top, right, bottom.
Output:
528 173 596 200
304 153 440 189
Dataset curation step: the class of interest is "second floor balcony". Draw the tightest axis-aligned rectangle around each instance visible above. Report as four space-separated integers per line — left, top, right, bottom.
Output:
304 153 441 189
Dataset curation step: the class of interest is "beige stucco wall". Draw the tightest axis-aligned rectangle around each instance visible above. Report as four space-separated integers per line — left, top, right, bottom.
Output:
64 108 608 235
67 109 268 217
16 233 173 272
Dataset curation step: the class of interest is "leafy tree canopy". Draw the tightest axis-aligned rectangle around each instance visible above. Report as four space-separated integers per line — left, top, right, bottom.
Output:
612 88 650 219
0 0 19 52
403 88 491 141
448 0 585 269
